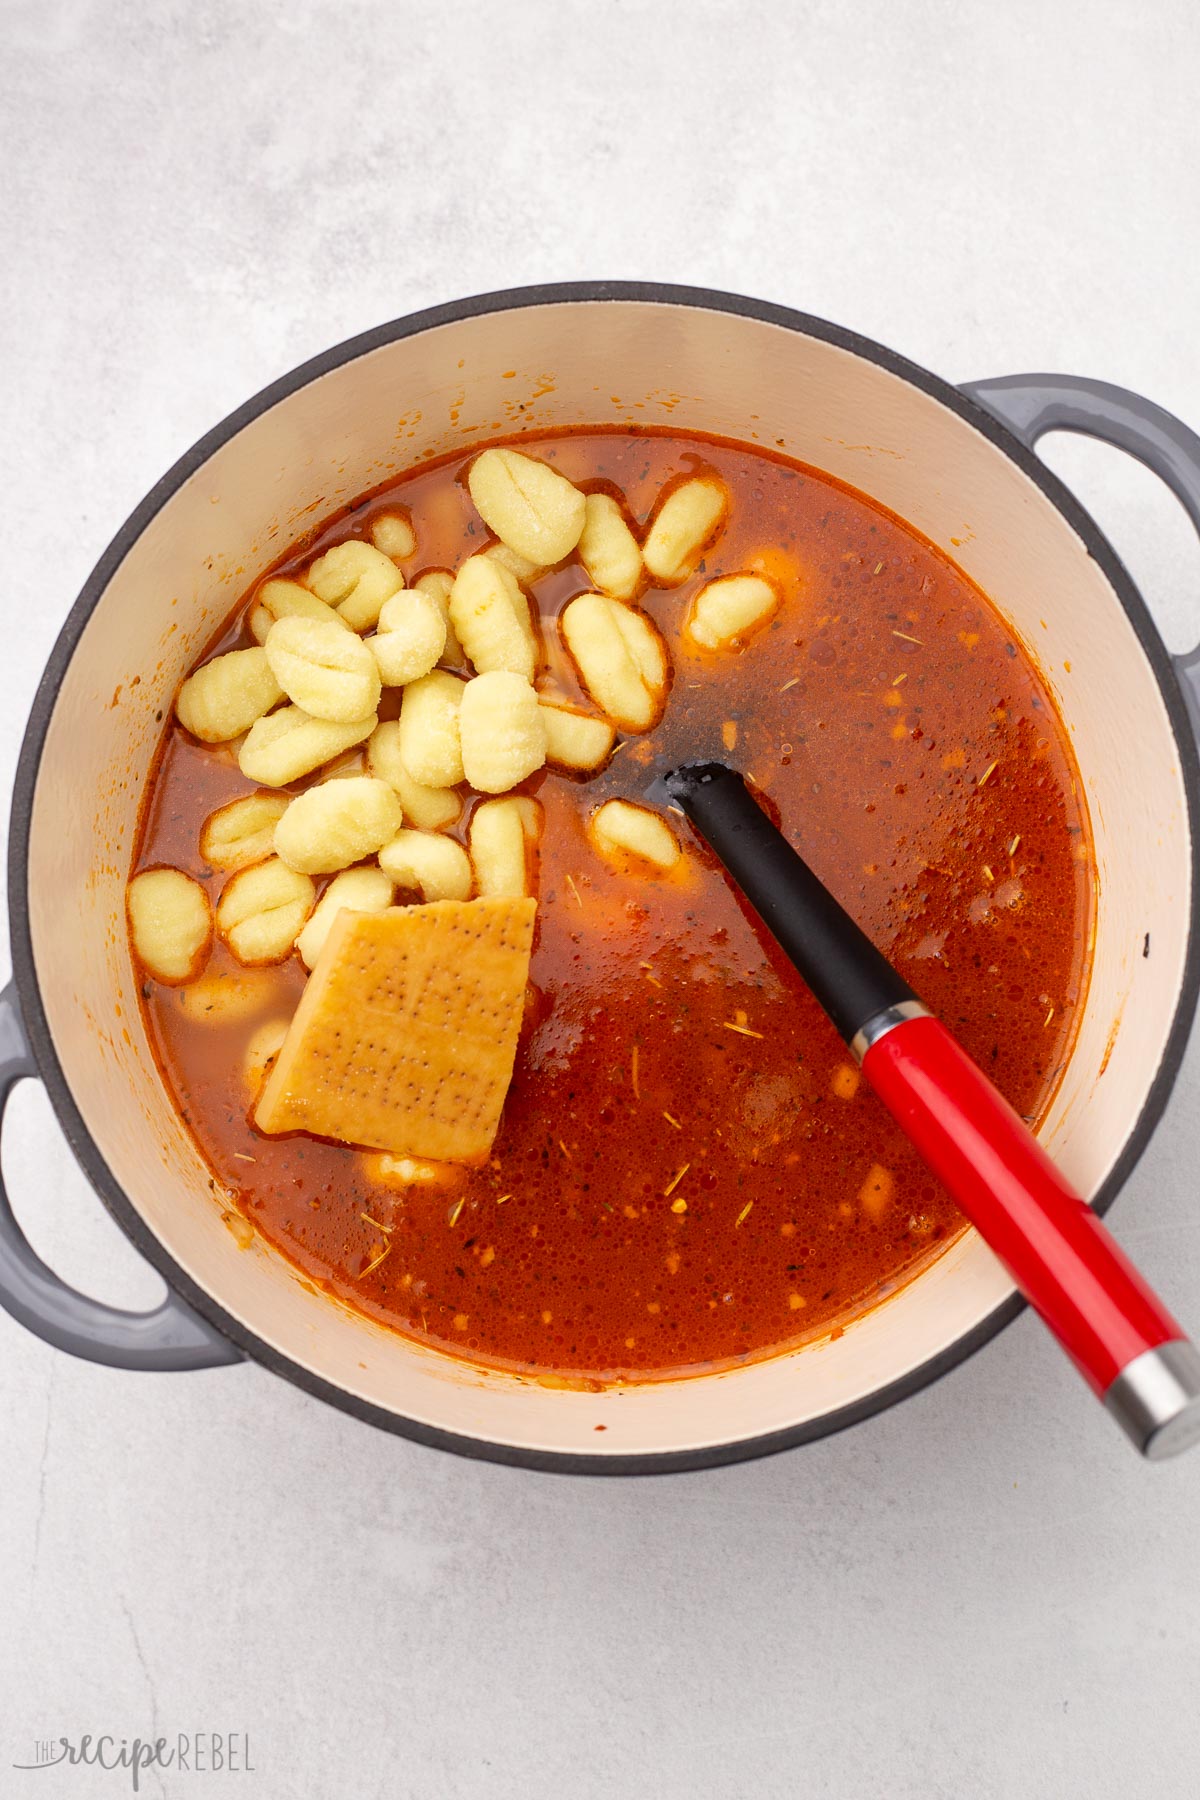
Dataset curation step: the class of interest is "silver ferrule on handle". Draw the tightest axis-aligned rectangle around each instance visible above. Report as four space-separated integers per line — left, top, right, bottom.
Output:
1103 1341 1200 1460
850 999 931 1065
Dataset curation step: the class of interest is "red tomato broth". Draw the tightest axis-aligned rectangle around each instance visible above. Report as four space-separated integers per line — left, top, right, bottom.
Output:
134 428 1093 1383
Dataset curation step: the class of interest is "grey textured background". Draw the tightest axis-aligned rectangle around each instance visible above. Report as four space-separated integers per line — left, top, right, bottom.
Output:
3 3 1200 1797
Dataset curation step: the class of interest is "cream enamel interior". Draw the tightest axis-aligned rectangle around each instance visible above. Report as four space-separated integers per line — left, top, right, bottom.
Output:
24 300 1193 1457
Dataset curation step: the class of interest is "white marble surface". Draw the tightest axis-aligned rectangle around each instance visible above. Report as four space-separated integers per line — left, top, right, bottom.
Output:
3 3 1200 1796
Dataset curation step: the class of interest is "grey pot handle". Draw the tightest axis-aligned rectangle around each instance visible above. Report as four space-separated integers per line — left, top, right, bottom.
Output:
0 982 242 1369
961 374 1200 729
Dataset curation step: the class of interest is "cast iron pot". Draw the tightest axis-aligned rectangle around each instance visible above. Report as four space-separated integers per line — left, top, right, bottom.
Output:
4 283 1200 1473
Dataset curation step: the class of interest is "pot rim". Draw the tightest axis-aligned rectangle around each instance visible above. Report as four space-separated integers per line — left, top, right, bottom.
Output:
10 280 1200 1474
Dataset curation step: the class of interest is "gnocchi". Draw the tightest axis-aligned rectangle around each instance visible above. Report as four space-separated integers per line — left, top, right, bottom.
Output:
591 800 681 871
686 572 780 650
305 540 404 631
370 510 416 562
264 616 382 722
173 966 281 1024
449 554 537 681
458 671 547 794
294 866 396 970
412 570 464 665
367 721 462 831
239 705 377 787
577 493 642 600
560 595 669 732
216 858 316 965
642 476 728 583
485 540 542 585
365 1153 464 1190
175 648 283 744
470 796 542 898
243 1017 290 1095
127 867 212 984
468 447 586 565
248 578 348 645
397 670 466 788
540 701 616 773
367 587 447 687
199 792 289 871
379 829 473 901
274 775 403 876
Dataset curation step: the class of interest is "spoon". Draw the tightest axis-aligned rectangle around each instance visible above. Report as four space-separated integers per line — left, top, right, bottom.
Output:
657 760 1200 1459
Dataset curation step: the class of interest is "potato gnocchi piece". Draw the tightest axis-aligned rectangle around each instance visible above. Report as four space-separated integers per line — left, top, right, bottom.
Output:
470 796 542 898
449 554 538 681
560 594 669 732
294 866 396 970
216 858 316 965
199 792 289 871
397 670 466 788
366 721 462 831
642 476 729 583
686 572 781 650
540 701 616 773
379 830 472 901
248 578 348 645
305 540 404 631
412 570 465 666
173 966 281 1024
264 616 382 723
368 587 447 687
243 1017 291 1095
175 648 284 744
274 775 403 876
578 493 642 600
321 749 367 780
468 447 586 565
238 706 377 787
591 800 681 872
364 1152 465 1190
485 540 543 585
370 510 416 562
127 868 212 985
459 671 547 794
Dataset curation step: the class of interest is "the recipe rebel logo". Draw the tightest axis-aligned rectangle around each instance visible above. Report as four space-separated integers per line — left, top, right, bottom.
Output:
11 1733 255 1790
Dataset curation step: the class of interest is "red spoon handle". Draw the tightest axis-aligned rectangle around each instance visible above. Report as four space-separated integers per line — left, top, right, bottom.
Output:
862 1014 1182 1394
